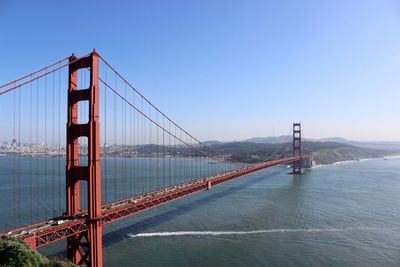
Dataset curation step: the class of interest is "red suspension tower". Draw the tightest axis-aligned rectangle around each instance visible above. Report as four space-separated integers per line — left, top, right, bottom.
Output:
292 122 302 174
66 51 103 266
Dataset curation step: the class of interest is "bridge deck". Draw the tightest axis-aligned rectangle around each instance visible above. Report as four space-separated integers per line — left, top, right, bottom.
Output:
1 157 301 248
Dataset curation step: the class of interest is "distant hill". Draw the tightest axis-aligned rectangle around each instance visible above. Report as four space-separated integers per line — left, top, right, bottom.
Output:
104 137 400 166
203 140 225 145
342 141 400 152
242 135 291 144
319 137 348 143
217 135 337 144
205 135 400 153
202 135 400 165
208 141 396 165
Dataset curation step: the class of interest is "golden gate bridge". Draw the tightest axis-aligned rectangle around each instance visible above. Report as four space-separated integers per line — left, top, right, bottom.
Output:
0 50 305 266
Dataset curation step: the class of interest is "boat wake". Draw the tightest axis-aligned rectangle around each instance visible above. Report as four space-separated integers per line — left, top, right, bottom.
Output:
127 227 385 238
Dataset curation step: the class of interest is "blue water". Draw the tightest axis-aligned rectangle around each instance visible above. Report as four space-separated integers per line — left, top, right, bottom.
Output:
37 157 400 266
0 155 235 231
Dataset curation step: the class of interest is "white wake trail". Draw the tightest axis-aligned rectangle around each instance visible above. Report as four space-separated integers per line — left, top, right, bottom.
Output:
127 227 382 238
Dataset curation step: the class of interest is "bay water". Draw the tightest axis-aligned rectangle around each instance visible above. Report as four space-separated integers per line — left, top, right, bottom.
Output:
2 155 400 266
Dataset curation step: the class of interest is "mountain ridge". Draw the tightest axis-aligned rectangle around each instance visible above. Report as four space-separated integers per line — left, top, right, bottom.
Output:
202 136 400 165
205 136 400 151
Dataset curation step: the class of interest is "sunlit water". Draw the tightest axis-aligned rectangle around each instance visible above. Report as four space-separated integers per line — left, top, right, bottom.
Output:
3 156 400 266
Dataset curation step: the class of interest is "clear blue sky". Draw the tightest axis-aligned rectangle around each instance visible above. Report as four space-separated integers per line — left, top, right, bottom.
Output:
0 0 399 142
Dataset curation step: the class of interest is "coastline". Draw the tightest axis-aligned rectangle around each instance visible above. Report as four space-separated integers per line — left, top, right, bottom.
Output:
311 155 397 169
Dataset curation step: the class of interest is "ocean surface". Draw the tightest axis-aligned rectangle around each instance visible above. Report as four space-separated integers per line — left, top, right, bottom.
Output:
2 156 400 266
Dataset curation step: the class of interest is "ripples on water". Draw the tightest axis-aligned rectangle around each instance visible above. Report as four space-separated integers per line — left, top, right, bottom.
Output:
37 157 400 266
128 227 399 238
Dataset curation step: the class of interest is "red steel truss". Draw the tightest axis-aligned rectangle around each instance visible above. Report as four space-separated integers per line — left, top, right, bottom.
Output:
4 156 302 252
0 50 305 267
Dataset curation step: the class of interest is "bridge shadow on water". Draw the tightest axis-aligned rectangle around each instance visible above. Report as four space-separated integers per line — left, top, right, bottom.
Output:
48 168 291 256
101 168 286 248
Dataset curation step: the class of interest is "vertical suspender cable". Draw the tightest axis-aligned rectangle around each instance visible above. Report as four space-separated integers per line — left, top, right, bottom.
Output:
30 76 33 223
122 81 125 199
136 94 139 195
13 85 16 227
130 87 133 196
174 126 177 183
52 71 55 216
134 89 137 196
18 84 21 225
36 79 39 220
113 72 117 201
148 105 151 191
168 121 171 187
58 64 61 212
143 97 145 192
44 70 48 219
104 66 108 204
156 111 159 189
162 117 165 189
124 82 127 198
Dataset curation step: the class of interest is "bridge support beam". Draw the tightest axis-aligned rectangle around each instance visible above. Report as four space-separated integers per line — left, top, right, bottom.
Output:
292 123 302 174
66 51 103 267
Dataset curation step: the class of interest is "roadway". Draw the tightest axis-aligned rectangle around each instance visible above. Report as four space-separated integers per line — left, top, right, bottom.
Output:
0 156 301 249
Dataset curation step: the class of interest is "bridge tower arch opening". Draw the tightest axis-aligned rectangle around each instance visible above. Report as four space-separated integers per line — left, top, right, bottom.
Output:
292 122 302 174
66 51 103 267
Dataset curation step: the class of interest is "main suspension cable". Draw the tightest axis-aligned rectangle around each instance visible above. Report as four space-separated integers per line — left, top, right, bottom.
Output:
98 55 240 163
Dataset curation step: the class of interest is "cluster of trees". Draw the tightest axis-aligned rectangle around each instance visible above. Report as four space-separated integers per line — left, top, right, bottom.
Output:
0 237 76 267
